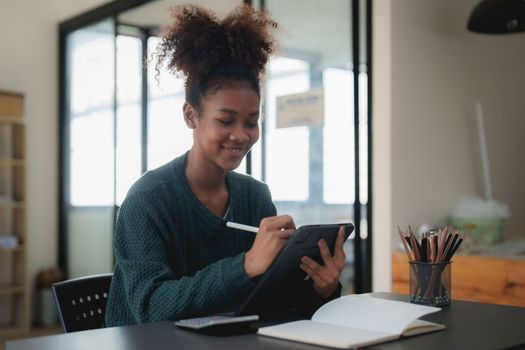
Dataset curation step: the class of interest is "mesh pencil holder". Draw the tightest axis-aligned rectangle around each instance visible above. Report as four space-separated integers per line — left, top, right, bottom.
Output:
409 261 451 307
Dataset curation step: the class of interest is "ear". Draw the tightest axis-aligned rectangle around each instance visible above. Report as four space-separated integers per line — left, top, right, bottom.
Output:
183 102 198 129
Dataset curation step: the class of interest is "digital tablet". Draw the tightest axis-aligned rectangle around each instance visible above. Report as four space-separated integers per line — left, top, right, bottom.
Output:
235 223 354 319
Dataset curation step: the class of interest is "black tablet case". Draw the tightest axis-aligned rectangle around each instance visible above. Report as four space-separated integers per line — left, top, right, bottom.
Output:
236 223 354 319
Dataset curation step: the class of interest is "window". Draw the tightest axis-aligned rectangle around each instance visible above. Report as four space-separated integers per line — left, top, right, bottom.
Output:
68 21 115 207
146 37 191 171
259 57 311 202
323 68 354 205
116 34 142 205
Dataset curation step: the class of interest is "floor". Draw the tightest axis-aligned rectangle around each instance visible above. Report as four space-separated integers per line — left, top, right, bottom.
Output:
0 325 62 350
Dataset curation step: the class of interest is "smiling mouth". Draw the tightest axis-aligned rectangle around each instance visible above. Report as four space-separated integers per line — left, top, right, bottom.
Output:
221 146 245 155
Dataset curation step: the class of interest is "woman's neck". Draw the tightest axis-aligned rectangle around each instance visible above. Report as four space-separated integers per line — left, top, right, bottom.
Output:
185 147 227 192
185 148 229 217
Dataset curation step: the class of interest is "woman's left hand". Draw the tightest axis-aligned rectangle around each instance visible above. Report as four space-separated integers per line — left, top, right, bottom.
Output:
299 226 346 299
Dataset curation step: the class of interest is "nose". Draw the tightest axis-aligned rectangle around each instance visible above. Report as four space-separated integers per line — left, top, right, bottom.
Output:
229 125 250 143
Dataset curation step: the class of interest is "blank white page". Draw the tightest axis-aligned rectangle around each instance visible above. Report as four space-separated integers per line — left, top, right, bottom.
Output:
258 320 397 349
311 295 441 335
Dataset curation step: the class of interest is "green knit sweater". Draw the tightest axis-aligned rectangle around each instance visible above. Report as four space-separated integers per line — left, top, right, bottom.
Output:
105 152 276 326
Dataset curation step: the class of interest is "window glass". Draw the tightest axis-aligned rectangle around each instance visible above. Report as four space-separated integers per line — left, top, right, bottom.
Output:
116 35 142 205
68 21 115 207
323 68 354 204
147 37 192 170
261 57 310 202
66 19 115 278
259 0 356 293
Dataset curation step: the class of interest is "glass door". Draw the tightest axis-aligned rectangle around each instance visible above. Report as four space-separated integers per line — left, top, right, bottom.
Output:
64 19 116 277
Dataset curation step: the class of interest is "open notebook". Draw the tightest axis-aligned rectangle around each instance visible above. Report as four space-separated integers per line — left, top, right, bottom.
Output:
257 295 445 349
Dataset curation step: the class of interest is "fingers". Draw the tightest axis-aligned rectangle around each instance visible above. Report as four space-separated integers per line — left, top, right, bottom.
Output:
298 226 347 298
259 215 296 240
318 239 337 271
300 258 332 288
275 228 295 240
301 256 339 284
245 215 297 279
333 226 347 267
259 215 296 231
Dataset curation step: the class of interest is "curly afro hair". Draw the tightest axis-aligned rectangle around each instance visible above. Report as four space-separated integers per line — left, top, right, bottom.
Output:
155 4 278 109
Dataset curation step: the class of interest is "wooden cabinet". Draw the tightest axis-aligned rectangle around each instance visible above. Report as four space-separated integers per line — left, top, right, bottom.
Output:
0 90 29 336
392 251 525 307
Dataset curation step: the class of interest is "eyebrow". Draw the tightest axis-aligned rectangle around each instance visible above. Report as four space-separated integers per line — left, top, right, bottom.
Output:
215 108 259 117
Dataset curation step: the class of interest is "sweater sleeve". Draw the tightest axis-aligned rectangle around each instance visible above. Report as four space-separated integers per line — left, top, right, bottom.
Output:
114 192 253 323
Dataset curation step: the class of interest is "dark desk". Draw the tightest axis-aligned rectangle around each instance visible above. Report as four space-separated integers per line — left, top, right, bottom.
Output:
7 293 525 350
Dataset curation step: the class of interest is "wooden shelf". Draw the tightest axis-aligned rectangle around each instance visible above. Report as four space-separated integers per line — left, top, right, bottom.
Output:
0 286 24 295
0 201 25 209
0 159 25 166
392 251 525 307
0 117 25 125
0 245 25 253
0 91 29 334
0 326 27 338
0 325 61 342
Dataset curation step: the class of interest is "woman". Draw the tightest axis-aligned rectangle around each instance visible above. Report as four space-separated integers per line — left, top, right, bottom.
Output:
106 4 346 327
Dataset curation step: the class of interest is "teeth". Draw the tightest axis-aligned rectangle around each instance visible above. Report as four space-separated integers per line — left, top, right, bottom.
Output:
223 147 243 154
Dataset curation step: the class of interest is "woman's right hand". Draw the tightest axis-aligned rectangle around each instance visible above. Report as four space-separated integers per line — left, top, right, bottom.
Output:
244 215 296 279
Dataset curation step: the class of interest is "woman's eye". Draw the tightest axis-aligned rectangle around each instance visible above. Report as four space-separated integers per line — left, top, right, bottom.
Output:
218 119 232 125
247 122 258 128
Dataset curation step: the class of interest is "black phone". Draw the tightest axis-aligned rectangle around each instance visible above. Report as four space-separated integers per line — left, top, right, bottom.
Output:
235 223 354 320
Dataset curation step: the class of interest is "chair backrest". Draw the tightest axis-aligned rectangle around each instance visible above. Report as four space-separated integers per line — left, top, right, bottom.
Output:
52 273 113 333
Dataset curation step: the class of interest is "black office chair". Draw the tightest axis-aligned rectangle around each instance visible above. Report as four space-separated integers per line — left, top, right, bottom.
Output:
52 273 113 333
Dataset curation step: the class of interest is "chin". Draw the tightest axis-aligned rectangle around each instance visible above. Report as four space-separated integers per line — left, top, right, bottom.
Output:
219 153 246 170
217 149 247 171
221 159 243 172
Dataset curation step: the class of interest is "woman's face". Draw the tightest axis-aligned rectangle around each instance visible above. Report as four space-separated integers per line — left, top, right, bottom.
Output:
187 84 260 172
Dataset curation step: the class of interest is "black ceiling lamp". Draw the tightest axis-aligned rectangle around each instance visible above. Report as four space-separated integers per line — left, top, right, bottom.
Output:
468 0 525 34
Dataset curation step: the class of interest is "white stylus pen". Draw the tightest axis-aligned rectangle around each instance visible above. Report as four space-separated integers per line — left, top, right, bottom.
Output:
226 221 259 233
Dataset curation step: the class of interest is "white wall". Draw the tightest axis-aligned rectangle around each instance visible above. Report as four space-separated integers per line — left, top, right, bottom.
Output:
391 0 477 231
0 0 111 319
390 0 525 238
373 0 525 290
464 31 525 240
372 0 393 292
